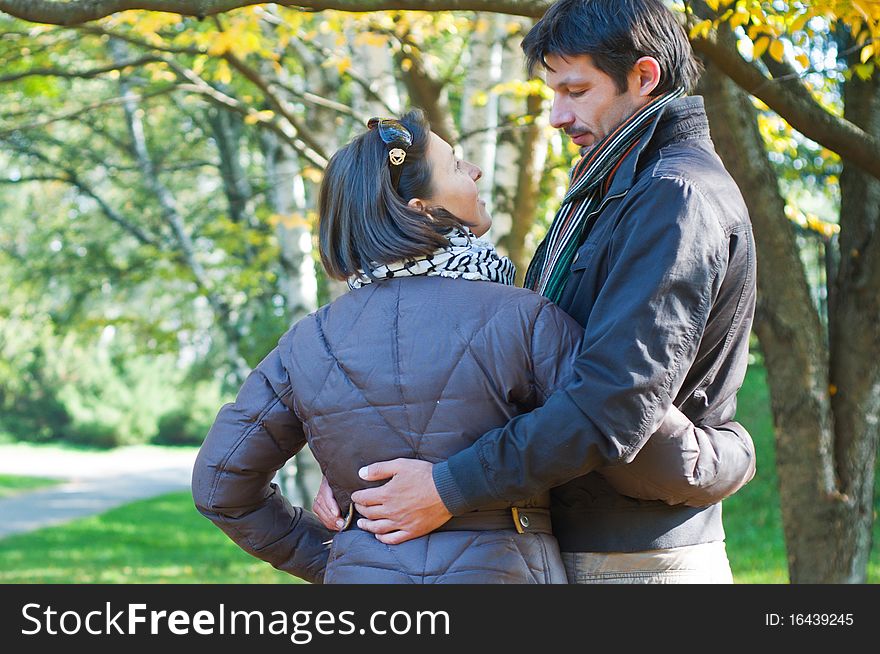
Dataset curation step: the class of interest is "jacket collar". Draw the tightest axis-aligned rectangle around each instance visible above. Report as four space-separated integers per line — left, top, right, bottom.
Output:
604 95 710 197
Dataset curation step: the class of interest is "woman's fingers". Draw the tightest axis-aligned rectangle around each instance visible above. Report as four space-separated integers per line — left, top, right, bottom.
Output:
312 476 344 530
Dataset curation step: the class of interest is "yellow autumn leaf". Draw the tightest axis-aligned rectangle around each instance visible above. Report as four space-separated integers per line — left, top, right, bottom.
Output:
354 32 390 47
215 59 232 85
506 21 524 35
795 53 811 69
270 213 311 229
244 110 275 125
474 17 490 34
752 36 770 60
689 19 713 40
208 31 235 56
729 10 750 30
790 12 811 33
335 56 352 75
769 39 785 62
301 168 324 183
860 43 875 63
472 91 489 107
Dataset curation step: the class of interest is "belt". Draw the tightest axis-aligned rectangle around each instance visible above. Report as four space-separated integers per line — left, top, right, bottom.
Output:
343 505 552 535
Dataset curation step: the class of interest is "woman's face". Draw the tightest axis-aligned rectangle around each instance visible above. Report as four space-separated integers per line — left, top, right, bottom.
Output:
417 132 492 237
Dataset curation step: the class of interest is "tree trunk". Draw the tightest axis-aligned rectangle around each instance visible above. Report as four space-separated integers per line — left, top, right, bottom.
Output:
489 17 546 283
698 60 857 582
459 13 503 220
261 129 321 507
111 38 251 383
395 42 457 145
501 91 546 285
825 32 880 582
207 105 255 228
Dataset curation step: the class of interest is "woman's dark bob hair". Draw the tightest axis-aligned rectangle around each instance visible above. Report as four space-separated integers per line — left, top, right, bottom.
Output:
318 109 461 281
521 0 702 95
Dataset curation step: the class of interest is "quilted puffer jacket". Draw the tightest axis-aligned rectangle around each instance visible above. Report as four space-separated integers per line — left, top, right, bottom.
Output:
192 275 752 583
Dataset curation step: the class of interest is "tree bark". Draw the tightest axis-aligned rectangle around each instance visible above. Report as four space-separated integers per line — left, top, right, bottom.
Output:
500 91 545 285
207 105 255 228
698 56 874 582
395 39 457 145
825 31 880 583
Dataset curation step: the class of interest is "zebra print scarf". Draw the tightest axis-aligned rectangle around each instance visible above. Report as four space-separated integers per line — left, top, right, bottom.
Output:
524 88 685 302
348 226 516 289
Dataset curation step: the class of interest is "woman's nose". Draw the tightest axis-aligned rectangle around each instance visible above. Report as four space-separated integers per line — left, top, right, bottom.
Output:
468 162 482 181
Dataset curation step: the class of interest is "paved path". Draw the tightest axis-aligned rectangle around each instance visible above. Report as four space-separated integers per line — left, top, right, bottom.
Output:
0 445 197 540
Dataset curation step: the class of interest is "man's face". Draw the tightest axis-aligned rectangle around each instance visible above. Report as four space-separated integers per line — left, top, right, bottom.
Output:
545 53 647 153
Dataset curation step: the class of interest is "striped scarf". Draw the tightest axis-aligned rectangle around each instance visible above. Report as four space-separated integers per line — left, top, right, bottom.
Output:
524 88 685 302
348 225 516 289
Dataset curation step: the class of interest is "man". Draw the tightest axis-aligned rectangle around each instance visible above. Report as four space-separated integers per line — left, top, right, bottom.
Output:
314 0 757 583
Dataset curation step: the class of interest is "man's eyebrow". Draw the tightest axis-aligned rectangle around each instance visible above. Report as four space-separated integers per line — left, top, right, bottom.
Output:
556 76 591 88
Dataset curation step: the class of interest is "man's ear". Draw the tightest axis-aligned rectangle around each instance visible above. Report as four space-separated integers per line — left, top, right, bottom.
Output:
632 56 661 97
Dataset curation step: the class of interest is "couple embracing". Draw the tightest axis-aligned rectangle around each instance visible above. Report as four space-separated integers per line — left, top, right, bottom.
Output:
192 0 757 585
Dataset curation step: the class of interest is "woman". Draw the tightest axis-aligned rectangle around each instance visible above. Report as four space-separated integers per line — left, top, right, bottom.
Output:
191 110 751 584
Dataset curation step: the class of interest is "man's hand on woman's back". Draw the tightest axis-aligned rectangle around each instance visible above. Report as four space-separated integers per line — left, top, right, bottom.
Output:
312 459 451 544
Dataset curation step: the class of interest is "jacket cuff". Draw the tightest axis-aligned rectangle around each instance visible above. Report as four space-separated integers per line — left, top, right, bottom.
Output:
432 461 470 515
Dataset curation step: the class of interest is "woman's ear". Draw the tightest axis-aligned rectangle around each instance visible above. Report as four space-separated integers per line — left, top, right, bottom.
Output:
407 197 427 213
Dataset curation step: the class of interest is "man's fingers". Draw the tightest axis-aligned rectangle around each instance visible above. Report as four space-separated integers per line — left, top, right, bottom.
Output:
358 458 405 482
350 487 385 506
356 518 397 535
354 503 392 520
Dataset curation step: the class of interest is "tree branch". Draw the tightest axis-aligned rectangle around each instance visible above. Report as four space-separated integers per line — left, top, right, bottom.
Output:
691 31 880 180
165 59 328 167
0 85 177 136
0 55 162 84
0 172 160 246
0 1 545 26
220 50 328 162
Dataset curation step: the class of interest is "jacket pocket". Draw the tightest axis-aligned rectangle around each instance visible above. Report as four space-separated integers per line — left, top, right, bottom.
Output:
569 243 596 273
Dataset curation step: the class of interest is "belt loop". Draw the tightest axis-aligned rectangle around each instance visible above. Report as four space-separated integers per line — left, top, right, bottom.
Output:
511 507 525 534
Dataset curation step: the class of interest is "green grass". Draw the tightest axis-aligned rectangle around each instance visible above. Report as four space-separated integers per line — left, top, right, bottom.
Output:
0 474 60 499
724 364 789 583
725 364 880 583
0 491 302 584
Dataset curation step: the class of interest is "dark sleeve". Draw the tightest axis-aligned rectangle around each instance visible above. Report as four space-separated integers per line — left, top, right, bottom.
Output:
597 406 756 506
191 342 332 584
433 177 733 514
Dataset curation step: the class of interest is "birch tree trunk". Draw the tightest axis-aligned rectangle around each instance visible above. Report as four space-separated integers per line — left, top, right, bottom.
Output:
491 17 546 284
459 14 503 220
111 38 251 383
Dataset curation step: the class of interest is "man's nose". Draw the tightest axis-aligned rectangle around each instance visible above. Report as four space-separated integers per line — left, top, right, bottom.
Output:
549 96 573 130
467 162 482 181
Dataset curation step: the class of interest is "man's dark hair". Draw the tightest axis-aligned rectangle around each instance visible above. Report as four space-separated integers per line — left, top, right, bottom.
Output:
318 108 461 281
522 0 702 94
